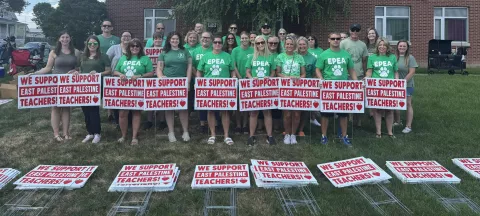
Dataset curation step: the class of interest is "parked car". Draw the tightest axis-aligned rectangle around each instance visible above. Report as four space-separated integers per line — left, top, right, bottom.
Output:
19 42 51 57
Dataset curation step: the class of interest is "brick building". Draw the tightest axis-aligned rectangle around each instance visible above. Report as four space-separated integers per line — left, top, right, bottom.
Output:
106 0 478 67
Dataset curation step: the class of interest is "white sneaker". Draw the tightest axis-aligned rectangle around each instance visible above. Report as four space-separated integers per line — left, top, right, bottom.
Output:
168 132 177 142
283 134 291 145
310 119 321 126
82 134 93 143
393 121 403 127
402 127 412 133
182 132 190 142
92 134 101 144
290 135 298 144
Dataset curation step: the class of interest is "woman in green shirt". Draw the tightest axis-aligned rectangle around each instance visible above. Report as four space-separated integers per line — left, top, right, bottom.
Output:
223 33 238 54
184 31 199 55
276 37 306 145
245 35 276 146
78 35 111 144
307 35 324 59
113 38 154 145
196 35 237 145
365 38 399 139
157 32 193 143
278 28 287 49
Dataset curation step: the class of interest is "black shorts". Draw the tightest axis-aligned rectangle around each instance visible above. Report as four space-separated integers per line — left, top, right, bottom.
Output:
322 113 348 117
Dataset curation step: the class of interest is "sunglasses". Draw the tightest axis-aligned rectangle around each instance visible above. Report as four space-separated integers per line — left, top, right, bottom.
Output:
351 29 360 32
308 38 314 41
279 33 286 35
330 38 342 41
255 41 265 45
87 42 98 46
227 38 235 40
230 27 237 30
102 25 111 28
268 42 279 45
131 44 141 48
213 41 222 44
262 26 270 29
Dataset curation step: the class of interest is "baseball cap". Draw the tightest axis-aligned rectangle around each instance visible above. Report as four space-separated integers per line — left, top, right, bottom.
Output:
261 23 271 28
350 24 361 31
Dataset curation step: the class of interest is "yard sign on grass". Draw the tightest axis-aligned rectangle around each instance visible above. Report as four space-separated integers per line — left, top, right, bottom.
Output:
14 165 98 190
452 158 480 179
191 164 250 189
386 161 460 184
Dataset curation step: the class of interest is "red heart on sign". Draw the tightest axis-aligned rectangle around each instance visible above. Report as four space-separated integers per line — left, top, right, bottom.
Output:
399 102 405 107
313 102 319 108
445 174 453 178
229 101 235 107
356 104 362 110
304 175 312 179
180 100 186 107
240 179 248 183
64 180 72 184
372 172 380 176
274 100 278 106
162 177 169 181
138 101 144 107
93 96 99 103
75 179 84 184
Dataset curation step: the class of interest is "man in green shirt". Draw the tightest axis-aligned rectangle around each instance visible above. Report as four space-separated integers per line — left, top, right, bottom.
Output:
97 20 120 55
192 32 213 133
316 32 356 147
222 23 241 45
146 23 167 47
260 23 272 40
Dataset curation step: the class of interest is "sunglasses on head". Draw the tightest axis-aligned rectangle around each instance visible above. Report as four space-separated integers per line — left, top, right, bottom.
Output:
87 42 98 46
255 41 265 45
213 41 222 44
330 38 341 41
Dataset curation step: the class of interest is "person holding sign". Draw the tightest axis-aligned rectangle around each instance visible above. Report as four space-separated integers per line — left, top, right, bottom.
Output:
157 32 192 142
315 32 357 146
79 36 111 144
196 35 237 145
192 32 213 133
31 30 81 142
276 36 306 145
394 40 417 134
365 38 399 138
245 35 276 146
231 32 253 134
113 38 154 145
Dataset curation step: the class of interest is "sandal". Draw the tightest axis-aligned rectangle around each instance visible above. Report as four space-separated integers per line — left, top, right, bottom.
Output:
117 137 126 143
375 134 382 138
224 137 234 146
389 134 396 139
131 138 139 145
64 135 72 140
207 136 216 145
54 135 63 142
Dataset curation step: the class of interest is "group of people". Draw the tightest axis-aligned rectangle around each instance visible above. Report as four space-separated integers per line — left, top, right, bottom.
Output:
28 20 417 147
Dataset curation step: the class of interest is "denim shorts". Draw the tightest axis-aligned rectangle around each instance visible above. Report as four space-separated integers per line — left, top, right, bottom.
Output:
407 87 414 97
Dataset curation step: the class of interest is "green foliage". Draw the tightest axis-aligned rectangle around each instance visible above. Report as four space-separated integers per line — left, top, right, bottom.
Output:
158 0 351 31
32 0 107 50
0 0 27 13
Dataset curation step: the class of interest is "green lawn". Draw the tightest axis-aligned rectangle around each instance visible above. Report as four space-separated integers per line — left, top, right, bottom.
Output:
1 75 480 216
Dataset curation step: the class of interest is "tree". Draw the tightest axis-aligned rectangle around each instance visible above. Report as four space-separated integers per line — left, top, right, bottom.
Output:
158 0 351 32
0 0 27 13
32 0 107 50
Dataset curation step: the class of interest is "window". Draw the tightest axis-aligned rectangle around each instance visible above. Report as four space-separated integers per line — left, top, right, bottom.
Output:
434 7 468 41
375 6 410 41
144 9 175 39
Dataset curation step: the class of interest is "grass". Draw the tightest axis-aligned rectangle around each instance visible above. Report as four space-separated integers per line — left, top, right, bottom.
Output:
0 74 480 216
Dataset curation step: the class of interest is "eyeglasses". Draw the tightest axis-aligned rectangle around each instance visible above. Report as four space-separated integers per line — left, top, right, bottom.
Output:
308 38 314 41
213 41 222 44
87 42 98 46
230 27 237 30
131 45 141 48
255 41 265 45
157 27 165 30
268 42 279 45
227 38 235 40
330 38 342 41
102 25 111 28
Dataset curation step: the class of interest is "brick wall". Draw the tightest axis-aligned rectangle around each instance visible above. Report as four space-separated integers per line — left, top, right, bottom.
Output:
312 0 479 67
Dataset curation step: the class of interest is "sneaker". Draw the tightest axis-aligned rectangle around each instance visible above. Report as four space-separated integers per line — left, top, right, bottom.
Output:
283 134 291 145
143 121 153 130
290 135 298 144
168 132 177 142
267 136 277 145
341 135 352 147
393 121 403 127
310 119 321 126
82 134 93 143
321 135 328 145
247 136 256 146
182 132 190 142
92 134 101 144
402 127 412 134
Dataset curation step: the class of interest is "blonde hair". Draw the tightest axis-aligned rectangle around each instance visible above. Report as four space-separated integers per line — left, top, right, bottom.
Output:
284 36 297 51
253 35 270 61
296 36 308 52
185 30 199 45
374 37 392 56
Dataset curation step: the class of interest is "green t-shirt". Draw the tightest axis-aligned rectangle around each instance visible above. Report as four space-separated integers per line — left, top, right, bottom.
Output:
340 38 368 76
158 49 192 77
231 46 254 78
300 52 317 78
145 36 167 48
222 35 241 46
197 51 234 78
308 47 324 59
316 49 354 80
246 55 274 78
367 54 398 79
397 55 418 87
97 35 120 55
115 55 153 77
184 43 199 56
192 46 213 68
275 52 305 78
80 54 111 74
